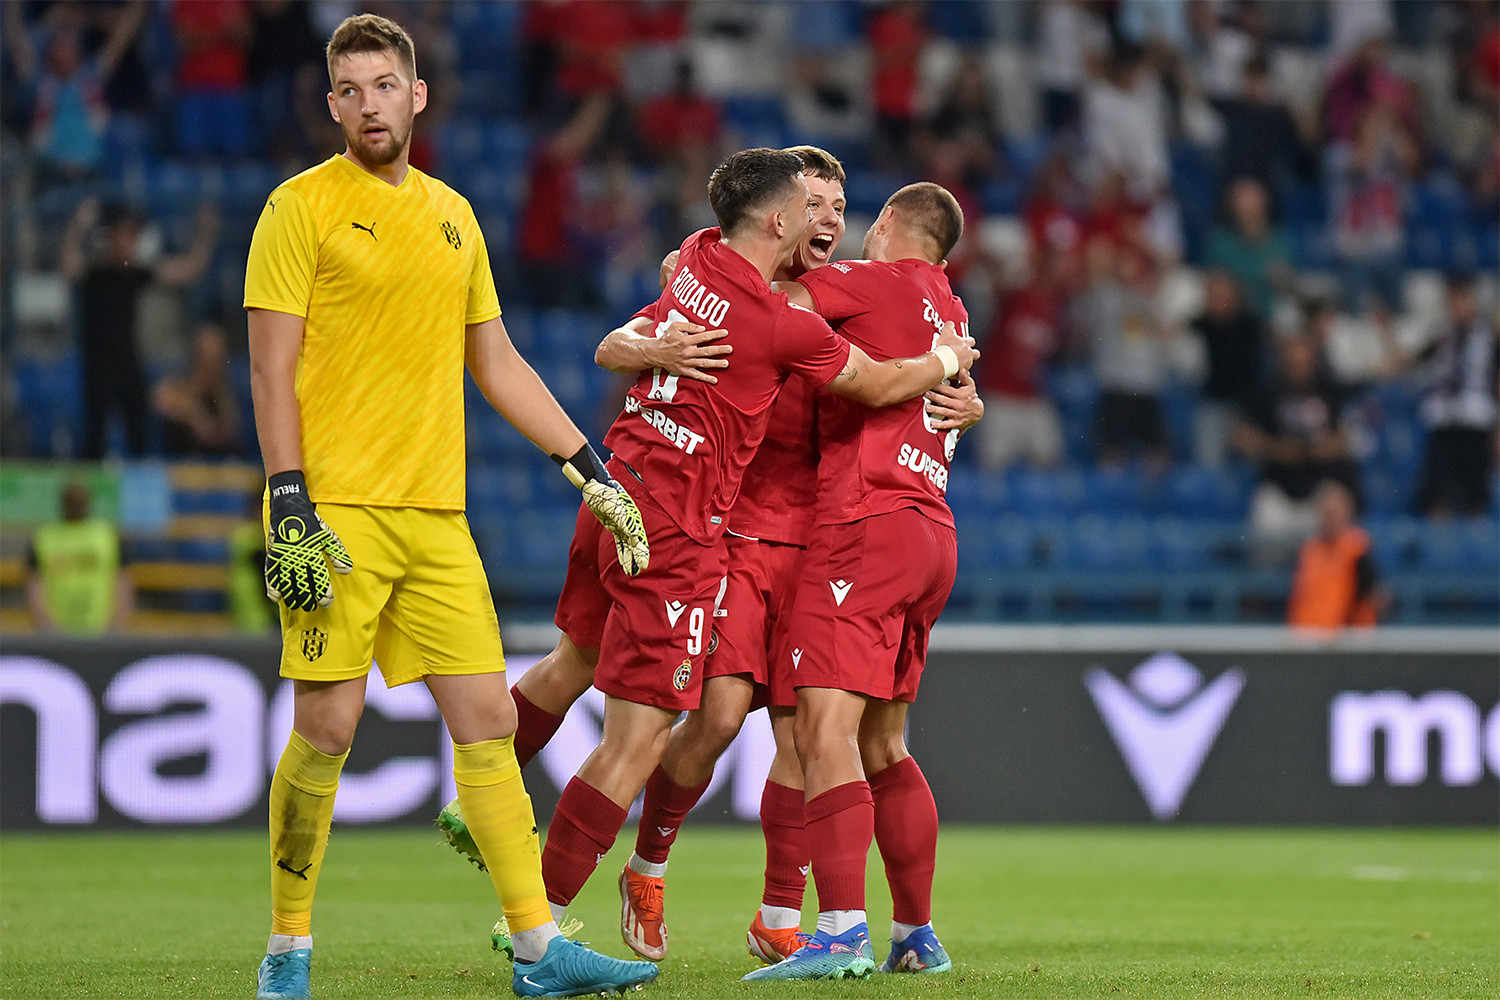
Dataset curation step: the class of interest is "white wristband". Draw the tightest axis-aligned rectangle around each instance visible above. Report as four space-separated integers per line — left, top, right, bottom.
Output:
932 345 960 380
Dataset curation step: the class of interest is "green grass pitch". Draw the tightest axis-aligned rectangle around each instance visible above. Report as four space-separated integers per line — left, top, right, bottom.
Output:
1 825 1495 998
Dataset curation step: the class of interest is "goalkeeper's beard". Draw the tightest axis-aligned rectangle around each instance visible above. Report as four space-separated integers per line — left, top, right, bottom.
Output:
344 120 411 169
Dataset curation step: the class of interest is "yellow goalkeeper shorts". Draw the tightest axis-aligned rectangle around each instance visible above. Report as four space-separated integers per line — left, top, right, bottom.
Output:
271 505 505 686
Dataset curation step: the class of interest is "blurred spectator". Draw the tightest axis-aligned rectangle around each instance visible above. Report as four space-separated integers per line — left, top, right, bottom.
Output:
3 2 146 190
26 480 133 635
171 0 253 160
1190 269 1265 468
1205 176 1294 322
585 148 656 316
1035 0 1109 134
61 198 221 459
1286 480 1381 630
246 0 326 162
1083 42 1170 203
1081 42 1185 264
1234 333 1360 549
152 319 243 458
229 493 275 633
1025 151 1087 289
1411 273 1499 518
1214 53 1311 195
637 60 722 165
1327 102 1418 312
867 0 928 169
1077 236 1177 467
1446 0 1500 200
973 247 1067 471
923 54 1004 191
1322 26 1420 147
554 0 634 103
515 93 611 307
1328 0 1395 63
1186 0 1263 105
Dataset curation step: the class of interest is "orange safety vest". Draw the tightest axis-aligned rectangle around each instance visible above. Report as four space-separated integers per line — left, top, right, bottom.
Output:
1287 526 1378 628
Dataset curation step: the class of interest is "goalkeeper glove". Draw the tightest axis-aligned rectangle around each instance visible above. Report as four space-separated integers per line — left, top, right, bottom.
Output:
264 470 353 612
553 444 650 576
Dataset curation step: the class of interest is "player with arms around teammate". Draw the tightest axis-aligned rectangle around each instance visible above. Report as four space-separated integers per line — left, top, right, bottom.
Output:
438 150 980 962
243 14 655 1000
745 182 972 981
608 149 983 965
534 149 977 936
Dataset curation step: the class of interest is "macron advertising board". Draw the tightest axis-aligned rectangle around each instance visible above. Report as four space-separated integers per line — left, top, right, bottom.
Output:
1 628 1495 828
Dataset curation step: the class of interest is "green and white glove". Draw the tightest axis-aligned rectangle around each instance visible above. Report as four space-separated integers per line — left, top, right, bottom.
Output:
264 470 353 612
553 445 650 576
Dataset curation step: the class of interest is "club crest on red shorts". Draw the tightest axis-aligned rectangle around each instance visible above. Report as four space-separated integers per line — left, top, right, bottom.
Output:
673 658 693 691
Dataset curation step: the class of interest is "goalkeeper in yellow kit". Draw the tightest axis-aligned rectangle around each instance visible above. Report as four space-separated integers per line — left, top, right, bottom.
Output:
243 13 654 1000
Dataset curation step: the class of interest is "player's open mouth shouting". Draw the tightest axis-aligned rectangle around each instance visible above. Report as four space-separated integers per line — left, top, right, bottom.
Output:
805 232 836 264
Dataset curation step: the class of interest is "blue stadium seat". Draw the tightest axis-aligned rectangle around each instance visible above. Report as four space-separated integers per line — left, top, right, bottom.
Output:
1366 516 1421 572
1147 516 1197 569
983 513 1035 571
1166 464 1247 519
946 465 1008 516
722 96 793 149
981 176 1024 216
11 354 82 457
1082 464 1148 515
1065 515 1151 569
1004 133 1050 184
1006 465 1085 517
1028 518 1072 569
1420 518 1500 572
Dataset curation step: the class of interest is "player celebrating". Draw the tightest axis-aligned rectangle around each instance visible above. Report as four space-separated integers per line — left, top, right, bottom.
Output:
610 151 983 966
243 14 655 1000
438 149 982 966
745 182 971 982
534 149 976 941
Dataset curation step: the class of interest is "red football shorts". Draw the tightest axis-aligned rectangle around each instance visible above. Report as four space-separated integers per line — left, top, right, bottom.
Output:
776 508 957 703
554 483 727 712
708 533 807 708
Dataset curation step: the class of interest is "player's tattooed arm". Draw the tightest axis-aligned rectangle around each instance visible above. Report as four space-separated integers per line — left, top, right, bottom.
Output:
595 315 731 383
823 322 978 408
925 369 985 433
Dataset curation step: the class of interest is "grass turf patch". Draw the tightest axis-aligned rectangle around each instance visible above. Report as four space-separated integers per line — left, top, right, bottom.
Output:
1 825 1494 998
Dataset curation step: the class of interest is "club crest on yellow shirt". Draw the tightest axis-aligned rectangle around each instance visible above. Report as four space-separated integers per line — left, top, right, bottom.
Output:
441 221 462 249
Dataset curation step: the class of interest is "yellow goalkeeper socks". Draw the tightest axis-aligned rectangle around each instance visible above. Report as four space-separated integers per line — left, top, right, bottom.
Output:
268 730 347 936
452 737 553 934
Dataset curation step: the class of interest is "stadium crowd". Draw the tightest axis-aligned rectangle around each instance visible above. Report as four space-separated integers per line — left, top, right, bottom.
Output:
1 0 1496 624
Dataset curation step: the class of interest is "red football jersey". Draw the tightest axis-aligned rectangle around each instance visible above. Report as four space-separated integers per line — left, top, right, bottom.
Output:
727 377 817 546
605 229 850 545
798 258 967 528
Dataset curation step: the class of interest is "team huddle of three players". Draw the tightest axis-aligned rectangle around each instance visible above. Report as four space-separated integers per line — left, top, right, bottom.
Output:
523 149 973 974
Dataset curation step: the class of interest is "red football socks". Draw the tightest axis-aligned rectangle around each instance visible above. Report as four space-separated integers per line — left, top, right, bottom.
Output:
539 777 626 905
634 765 711 865
510 686 564 769
759 779 809 909
803 780 874 912
870 756 938 926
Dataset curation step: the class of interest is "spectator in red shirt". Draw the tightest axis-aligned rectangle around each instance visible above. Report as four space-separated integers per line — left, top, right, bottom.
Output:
516 93 611 307
172 0 252 159
973 246 1067 470
868 0 927 169
1322 28 1420 147
1024 151 1088 293
637 60 721 160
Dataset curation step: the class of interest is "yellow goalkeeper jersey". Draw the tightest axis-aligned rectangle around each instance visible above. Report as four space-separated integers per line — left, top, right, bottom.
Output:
244 154 501 509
